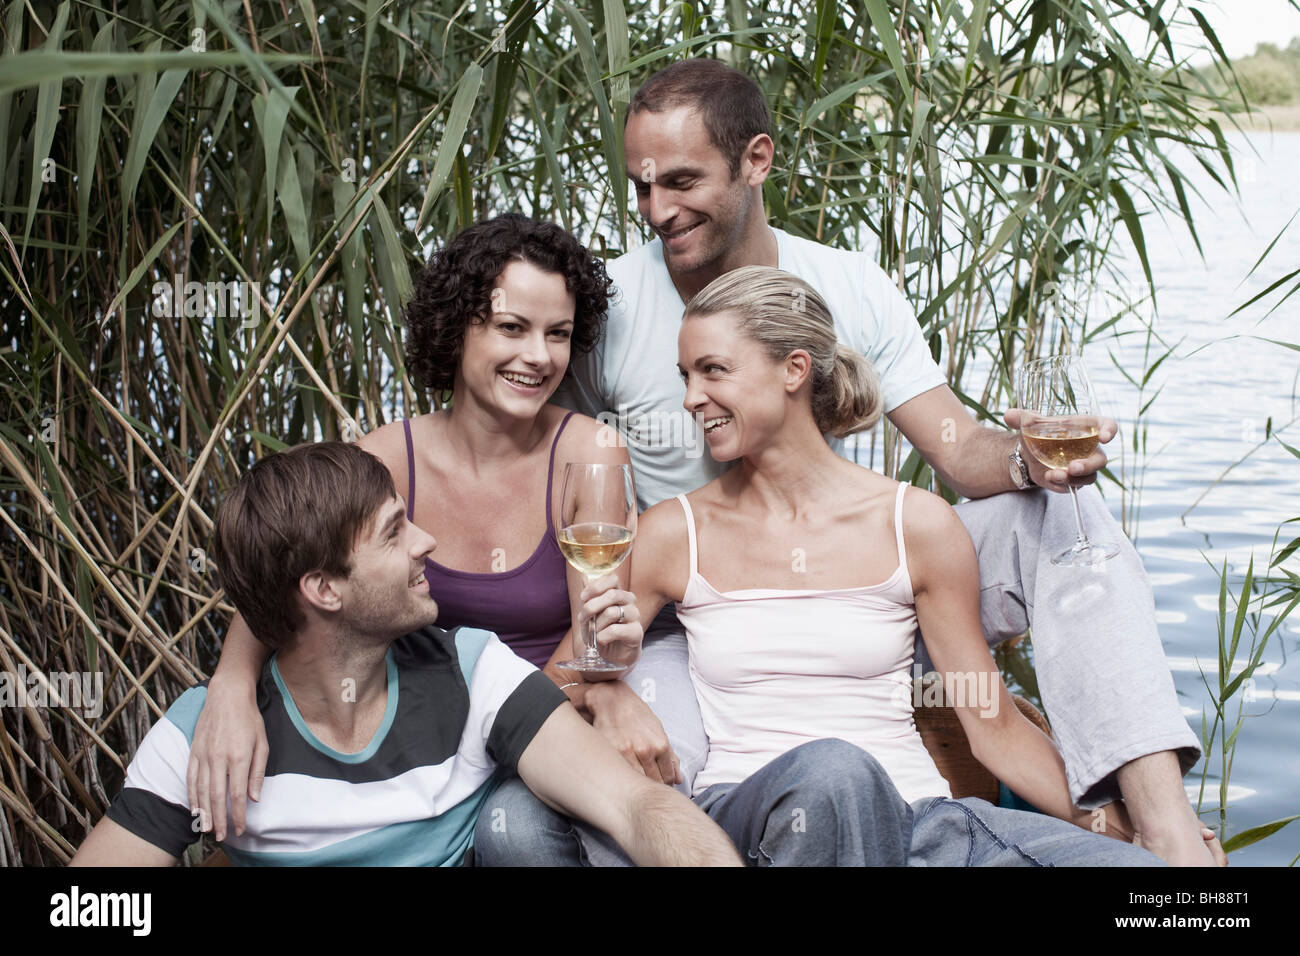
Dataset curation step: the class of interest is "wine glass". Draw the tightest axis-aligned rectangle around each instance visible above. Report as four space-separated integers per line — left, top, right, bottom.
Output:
554 463 637 673
1016 355 1120 566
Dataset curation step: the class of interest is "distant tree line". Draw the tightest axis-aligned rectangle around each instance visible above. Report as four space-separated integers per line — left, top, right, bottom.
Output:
1231 38 1300 105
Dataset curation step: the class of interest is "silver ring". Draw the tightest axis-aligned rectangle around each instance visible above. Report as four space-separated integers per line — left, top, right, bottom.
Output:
617 605 625 624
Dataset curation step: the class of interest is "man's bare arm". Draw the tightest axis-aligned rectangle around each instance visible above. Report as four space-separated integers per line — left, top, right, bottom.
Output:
887 384 1117 499
516 704 741 866
69 817 179 867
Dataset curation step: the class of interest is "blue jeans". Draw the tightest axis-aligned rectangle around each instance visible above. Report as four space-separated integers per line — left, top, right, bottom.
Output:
908 795 1160 866
690 739 912 865
473 739 1163 866
472 773 591 867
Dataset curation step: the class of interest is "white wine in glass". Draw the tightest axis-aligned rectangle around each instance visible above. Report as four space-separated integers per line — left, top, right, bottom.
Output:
555 463 637 673
557 523 634 577
1021 420 1100 469
1017 355 1119 567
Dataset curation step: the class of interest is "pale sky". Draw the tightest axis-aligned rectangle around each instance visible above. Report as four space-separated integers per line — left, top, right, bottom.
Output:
1121 1 1300 59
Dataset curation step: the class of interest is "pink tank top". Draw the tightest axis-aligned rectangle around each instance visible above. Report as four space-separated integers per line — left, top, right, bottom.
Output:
675 483 952 802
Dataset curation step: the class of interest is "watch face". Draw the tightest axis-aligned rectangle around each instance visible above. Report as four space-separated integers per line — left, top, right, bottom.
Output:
1010 452 1029 489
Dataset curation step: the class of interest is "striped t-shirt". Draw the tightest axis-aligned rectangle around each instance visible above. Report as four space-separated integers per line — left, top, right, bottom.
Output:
106 626 566 865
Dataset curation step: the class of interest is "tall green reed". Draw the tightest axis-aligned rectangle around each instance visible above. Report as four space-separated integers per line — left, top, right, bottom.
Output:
1199 534 1300 861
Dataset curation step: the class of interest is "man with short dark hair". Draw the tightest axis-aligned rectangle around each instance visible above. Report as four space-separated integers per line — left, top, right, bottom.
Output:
70 442 741 866
523 57 1221 866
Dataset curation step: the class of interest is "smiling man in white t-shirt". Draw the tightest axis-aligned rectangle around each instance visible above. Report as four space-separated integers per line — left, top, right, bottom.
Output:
477 58 1222 868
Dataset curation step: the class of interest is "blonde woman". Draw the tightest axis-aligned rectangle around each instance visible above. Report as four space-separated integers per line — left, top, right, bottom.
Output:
616 266 1171 864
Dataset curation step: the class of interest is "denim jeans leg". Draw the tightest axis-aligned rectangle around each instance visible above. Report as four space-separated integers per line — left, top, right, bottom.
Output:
472 774 588 866
692 739 914 866
908 796 1165 867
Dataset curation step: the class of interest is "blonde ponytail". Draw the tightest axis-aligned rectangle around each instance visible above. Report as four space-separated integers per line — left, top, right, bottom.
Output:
825 344 883 438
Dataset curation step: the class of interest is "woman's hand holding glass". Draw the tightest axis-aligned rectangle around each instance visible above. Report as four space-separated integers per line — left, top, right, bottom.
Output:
555 462 638 672
575 573 643 670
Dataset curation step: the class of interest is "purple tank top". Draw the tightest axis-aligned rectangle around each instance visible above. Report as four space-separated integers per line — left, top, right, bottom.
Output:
402 413 575 668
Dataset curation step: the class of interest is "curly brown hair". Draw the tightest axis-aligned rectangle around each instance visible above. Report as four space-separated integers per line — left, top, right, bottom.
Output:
403 214 613 394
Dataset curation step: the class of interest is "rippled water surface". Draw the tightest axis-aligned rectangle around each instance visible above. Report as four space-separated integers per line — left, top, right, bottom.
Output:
1090 131 1300 866
851 130 1300 865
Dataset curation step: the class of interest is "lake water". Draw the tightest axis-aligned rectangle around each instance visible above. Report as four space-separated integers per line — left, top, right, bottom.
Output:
1092 130 1300 866
847 129 1299 865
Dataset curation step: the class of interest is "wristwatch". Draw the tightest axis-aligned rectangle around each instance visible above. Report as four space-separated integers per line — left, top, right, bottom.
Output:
1009 446 1033 490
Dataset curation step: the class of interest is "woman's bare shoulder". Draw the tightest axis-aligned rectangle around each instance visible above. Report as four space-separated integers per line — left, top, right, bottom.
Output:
638 495 694 568
899 483 965 532
640 494 691 543
552 407 628 466
356 416 411 455
356 417 422 494
898 483 977 585
635 495 692 603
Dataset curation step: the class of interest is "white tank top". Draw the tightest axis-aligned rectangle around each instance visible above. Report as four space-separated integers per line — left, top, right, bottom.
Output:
675 483 952 802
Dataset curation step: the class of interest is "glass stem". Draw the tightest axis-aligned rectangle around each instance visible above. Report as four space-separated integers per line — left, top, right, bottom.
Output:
1068 485 1090 548
583 574 599 659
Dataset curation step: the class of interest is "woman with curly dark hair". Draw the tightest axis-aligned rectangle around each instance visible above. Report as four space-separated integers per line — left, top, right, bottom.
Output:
186 216 682 847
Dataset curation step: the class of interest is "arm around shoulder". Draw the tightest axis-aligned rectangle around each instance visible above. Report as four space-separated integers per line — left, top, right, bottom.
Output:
188 612 270 842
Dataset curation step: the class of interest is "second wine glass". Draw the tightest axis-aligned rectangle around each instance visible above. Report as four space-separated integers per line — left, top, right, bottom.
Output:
1017 354 1120 567
554 462 637 673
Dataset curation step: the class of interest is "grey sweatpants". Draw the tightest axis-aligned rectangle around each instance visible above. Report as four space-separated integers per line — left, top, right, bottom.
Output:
945 485 1200 806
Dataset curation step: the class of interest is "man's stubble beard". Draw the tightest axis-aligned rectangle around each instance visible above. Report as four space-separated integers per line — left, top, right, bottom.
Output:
679 185 756 280
340 577 439 645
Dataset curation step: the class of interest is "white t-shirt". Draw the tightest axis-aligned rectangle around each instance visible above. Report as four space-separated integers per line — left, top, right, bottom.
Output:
557 226 947 508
